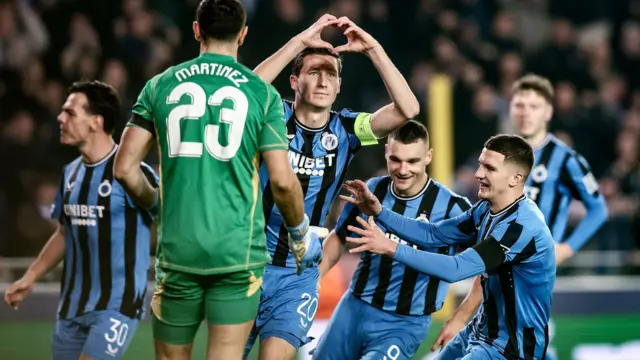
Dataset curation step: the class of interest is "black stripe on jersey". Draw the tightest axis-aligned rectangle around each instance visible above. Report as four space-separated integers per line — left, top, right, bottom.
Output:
499 264 520 360
511 238 537 264
474 237 506 271
395 182 439 315
523 327 536 360
483 276 500 341
499 222 524 249
337 204 360 243
543 324 550 360
75 166 95 317
272 124 315 266
445 196 469 219
120 202 139 318
422 246 451 314
338 112 356 134
549 154 571 231
95 156 115 311
532 141 557 206
310 129 338 225
371 199 407 308
352 178 390 298
58 162 83 318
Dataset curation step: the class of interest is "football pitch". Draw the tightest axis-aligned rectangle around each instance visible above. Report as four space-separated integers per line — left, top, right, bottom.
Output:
1 315 640 360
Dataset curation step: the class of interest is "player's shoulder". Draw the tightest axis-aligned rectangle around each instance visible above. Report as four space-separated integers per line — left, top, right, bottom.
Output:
329 107 367 134
365 175 391 191
514 197 552 235
546 134 577 158
430 179 472 207
63 156 84 175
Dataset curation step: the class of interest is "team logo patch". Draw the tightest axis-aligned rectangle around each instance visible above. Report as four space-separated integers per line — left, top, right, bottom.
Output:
98 180 113 197
321 133 338 151
531 164 548 183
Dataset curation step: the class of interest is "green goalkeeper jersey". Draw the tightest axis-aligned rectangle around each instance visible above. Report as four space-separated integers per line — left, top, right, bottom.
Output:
129 52 288 275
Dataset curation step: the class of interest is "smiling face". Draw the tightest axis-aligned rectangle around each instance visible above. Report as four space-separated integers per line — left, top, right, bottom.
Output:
386 137 432 195
290 53 341 110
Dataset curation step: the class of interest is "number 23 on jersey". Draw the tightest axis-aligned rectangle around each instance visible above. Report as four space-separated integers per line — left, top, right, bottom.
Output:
166 82 248 161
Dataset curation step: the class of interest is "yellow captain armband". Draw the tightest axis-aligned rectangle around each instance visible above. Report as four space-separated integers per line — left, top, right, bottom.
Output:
354 113 379 146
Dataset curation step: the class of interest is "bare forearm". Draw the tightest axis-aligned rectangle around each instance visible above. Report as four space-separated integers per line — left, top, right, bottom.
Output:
319 232 344 278
272 173 305 227
367 47 419 120
452 276 483 322
115 167 157 209
25 228 65 282
254 38 306 83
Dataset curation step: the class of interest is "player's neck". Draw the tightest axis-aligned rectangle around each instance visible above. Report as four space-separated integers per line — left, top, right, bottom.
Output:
293 101 332 129
79 135 116 165
524 131 549 150
394 173 429 198
200 41 238 60
489 190 525 214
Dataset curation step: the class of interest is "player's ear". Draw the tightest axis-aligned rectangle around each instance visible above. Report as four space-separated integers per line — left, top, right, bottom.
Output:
509 171 524 188
91 114 104 133
424 147 434 166
193 21 201 42
290 74 298 91
336 76 342 94
238 26 248 46
545 103 553 124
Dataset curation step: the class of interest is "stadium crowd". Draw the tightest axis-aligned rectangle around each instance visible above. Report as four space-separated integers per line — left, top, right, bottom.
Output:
0 0 638 271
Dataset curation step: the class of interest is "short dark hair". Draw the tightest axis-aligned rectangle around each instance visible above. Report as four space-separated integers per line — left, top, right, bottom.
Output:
388 120 429 146
511 74 554 103
484 134 534 177
68 80 120 135
196 0 246 41
291 47 343 76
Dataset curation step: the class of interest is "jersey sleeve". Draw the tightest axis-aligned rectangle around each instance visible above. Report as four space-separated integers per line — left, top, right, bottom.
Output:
560 154 608 251
258 85 288 152
51 168 65 221
128 74 163 135
339 109 379 150
472 219 536 272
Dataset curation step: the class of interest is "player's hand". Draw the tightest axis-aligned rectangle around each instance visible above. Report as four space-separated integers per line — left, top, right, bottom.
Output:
346 216 396 256
339 180 382 216
333 17 380 54
4 276 35 310
289 225 329 275
431 316 467 352
295 14 339 51
555 243 574 266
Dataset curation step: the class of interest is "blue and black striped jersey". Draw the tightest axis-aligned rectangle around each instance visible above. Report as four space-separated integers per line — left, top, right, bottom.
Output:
337 176 471 315
524 134 607 250
259 99 377 268
51 145 157 320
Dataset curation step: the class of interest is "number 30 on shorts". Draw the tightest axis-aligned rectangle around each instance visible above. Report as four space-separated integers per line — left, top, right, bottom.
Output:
166 82 248 161
296 292 318 328
104 317 129 354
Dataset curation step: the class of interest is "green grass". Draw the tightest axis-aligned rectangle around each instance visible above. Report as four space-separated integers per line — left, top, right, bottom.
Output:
1 315 639 359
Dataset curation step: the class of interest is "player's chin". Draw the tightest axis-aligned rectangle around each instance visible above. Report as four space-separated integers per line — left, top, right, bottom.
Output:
477 186 491 199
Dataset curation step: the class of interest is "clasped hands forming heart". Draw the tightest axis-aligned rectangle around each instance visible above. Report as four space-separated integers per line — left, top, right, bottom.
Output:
295 14 381 54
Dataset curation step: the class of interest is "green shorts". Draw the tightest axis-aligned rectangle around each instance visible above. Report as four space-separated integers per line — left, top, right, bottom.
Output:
151 266 264 345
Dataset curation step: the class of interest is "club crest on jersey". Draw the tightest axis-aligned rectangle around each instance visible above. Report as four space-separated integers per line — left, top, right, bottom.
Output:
531 164 548 183
98 180 113 198
321 132 338 151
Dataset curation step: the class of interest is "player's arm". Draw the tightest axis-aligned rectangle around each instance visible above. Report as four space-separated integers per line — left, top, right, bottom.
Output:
332 18 419 137
318 199 358 278
348 216 534 283
259 84 305 228
376 206 477 248
114 76 160 210
253 14 339 83
114 126 157 210
560 154 608 256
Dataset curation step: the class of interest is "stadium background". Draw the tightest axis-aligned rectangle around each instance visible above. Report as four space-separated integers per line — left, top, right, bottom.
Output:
0 0 639 359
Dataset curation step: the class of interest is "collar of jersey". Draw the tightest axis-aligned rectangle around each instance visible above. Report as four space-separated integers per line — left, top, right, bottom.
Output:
198 52 235 62
84 144 117 167
293 115 330 133
533 133 553 152
390 177 432 201
488 194 525 217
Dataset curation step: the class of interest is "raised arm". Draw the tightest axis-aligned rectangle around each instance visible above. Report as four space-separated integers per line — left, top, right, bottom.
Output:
331 17 419 137
253 14 338 83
